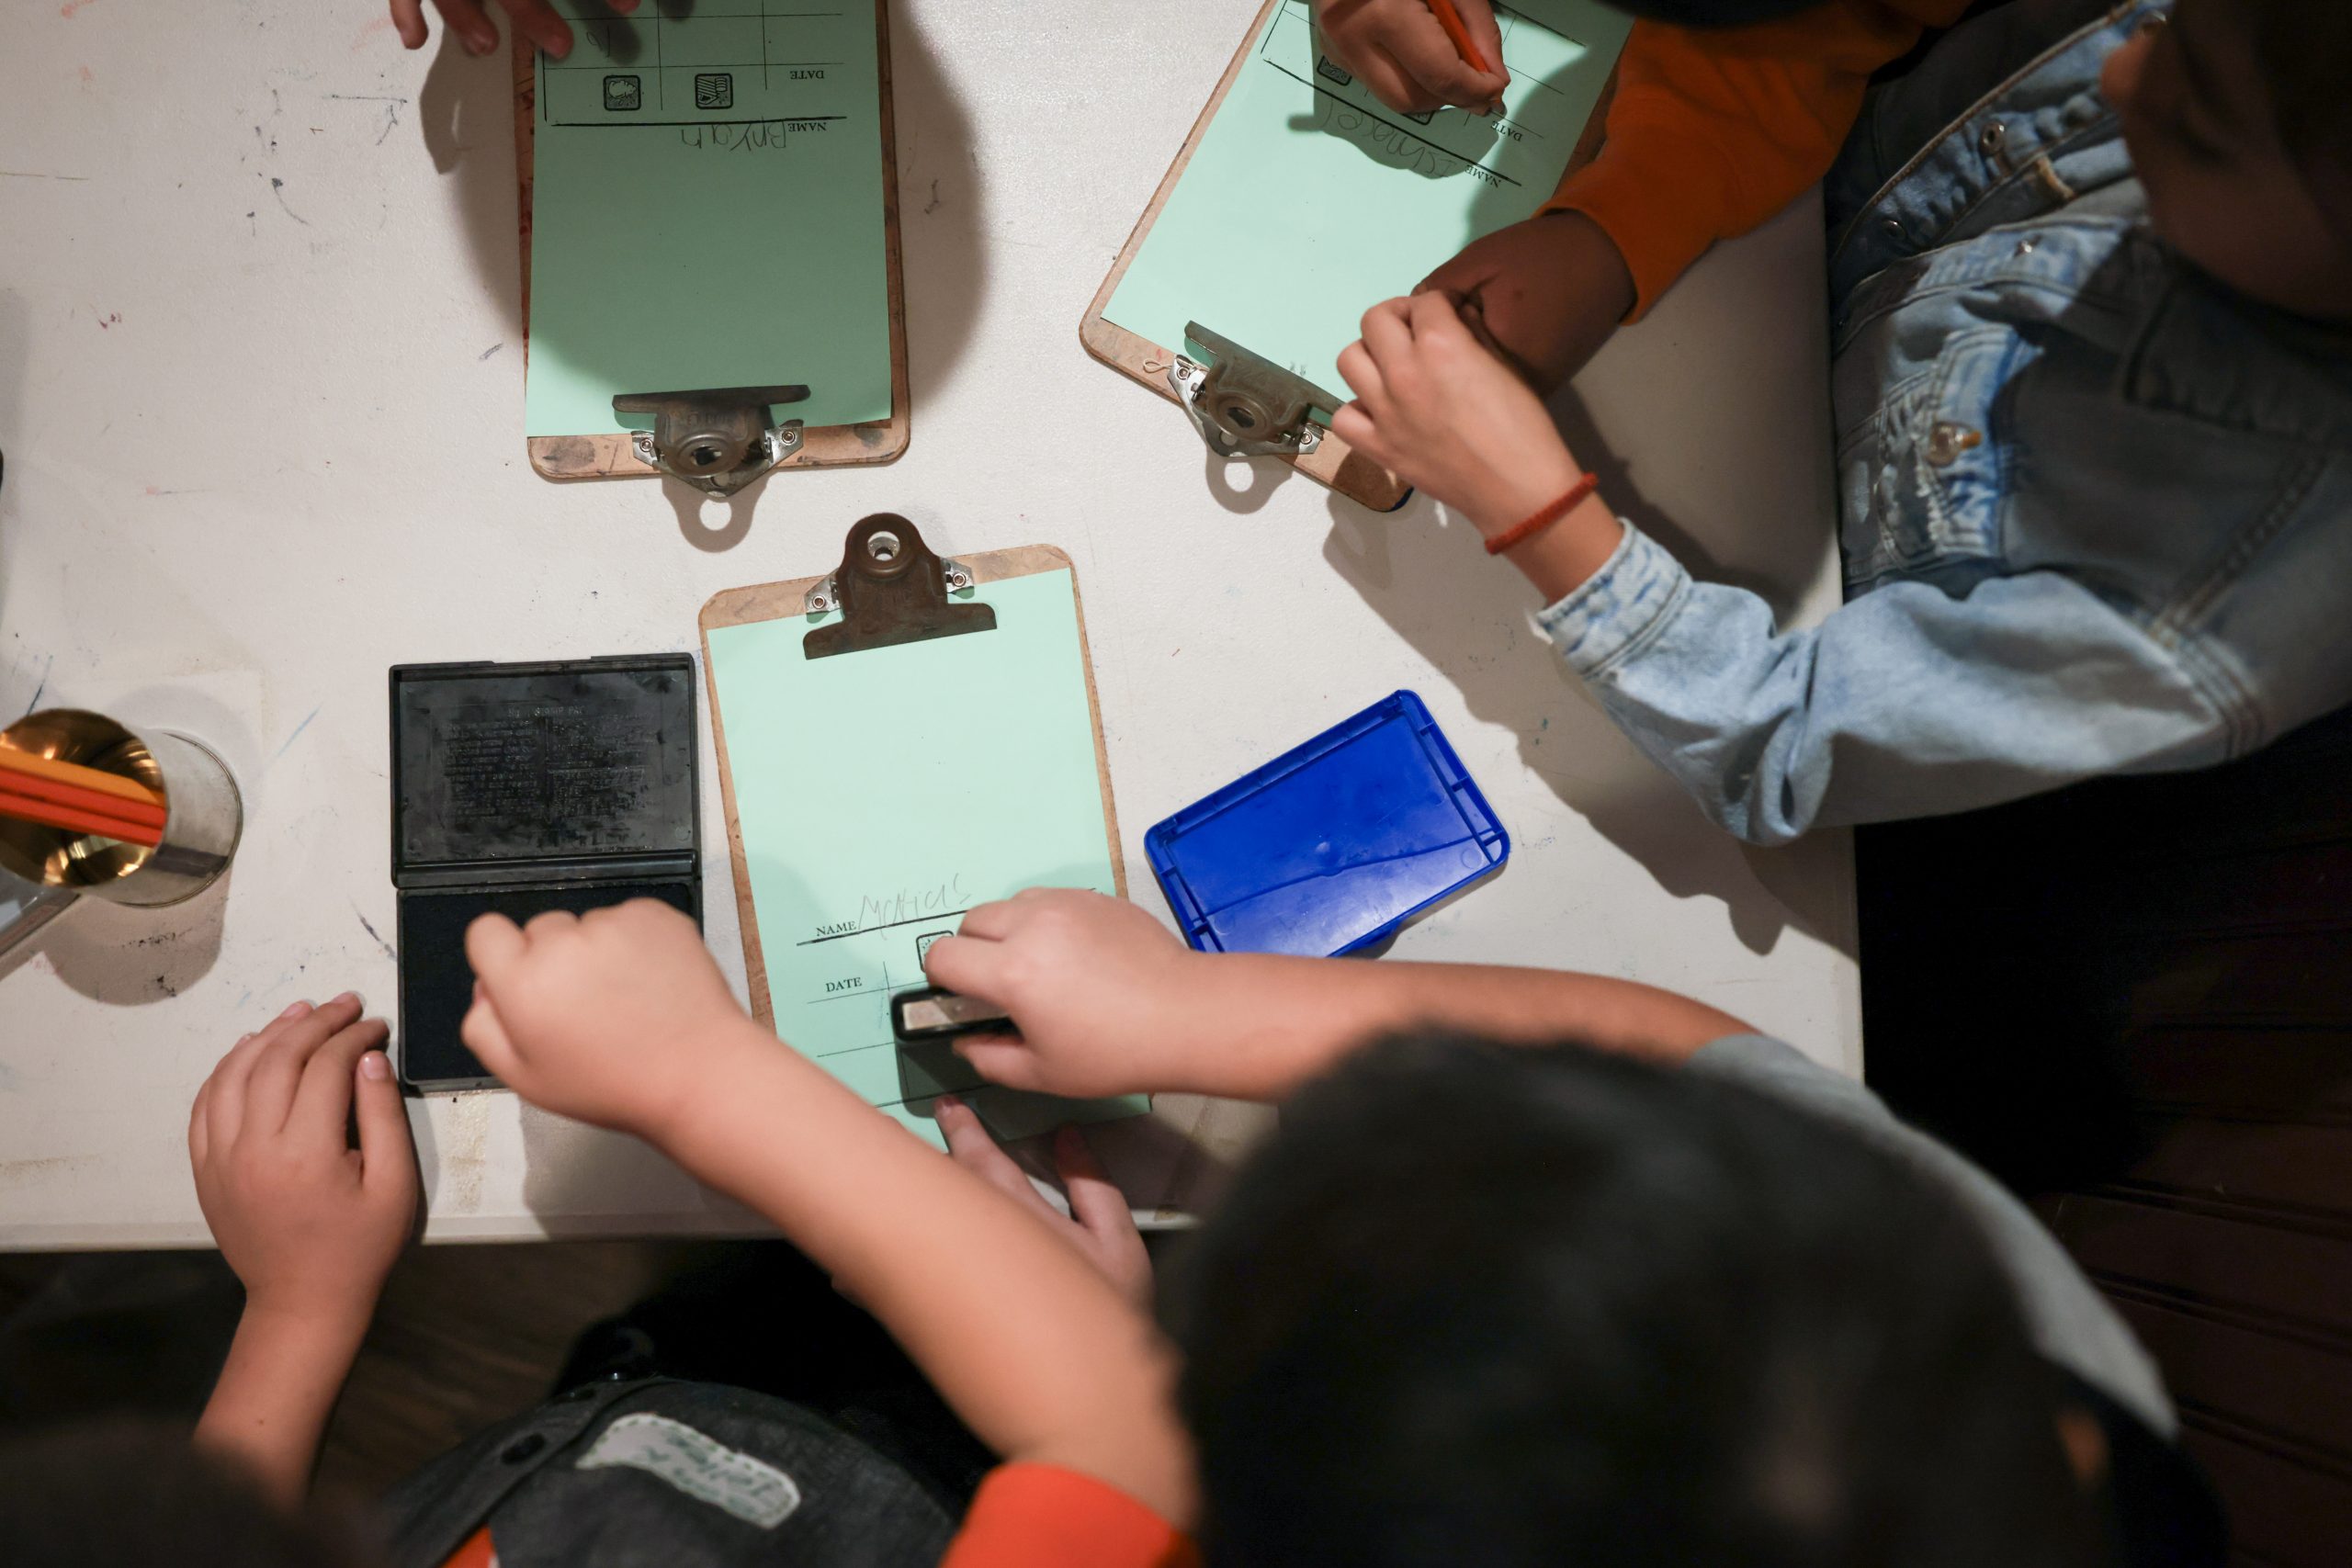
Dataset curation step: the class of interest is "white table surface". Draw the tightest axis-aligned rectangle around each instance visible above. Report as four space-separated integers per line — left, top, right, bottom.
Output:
0 0 1860 1249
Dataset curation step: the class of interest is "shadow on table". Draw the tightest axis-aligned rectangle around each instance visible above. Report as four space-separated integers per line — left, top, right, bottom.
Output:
1319 423 1850 957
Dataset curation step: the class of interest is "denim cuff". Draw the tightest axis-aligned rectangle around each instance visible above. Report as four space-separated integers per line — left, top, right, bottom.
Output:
1533 520 1690 678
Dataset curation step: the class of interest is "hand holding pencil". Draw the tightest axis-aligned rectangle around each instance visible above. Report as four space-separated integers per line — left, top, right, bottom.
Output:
1313 0 1510 117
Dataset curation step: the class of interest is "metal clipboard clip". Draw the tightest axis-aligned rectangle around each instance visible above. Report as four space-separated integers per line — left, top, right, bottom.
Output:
613 384 811 497
1167 321 1344 460
801 513 990 660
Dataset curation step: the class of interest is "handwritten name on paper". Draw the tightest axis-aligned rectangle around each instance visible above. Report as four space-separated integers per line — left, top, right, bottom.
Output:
804 873 971 943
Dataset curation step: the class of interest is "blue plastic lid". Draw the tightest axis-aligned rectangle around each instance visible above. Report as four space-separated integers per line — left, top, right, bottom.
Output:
1145 691 1509 956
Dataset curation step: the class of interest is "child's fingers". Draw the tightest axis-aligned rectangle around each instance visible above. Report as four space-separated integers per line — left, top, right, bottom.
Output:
954 898 1024 942
243 995 366 1138
1329 402 1382 459
390 0 430 50
1337 341 1386 408
1052 1126 1136 1243
206 1013 294 1150
1382 21 1506 107
188 1081 211 1168
498 0 574 59
1462 0 1510 100
918 933 1000 998
1408 288 1474 345
464 911 527 985
353 1050 416 1197
432 0 500 55
460 981 519 1071
290 1017 391 1146
1351 40 1443 115
950 1033 1044 1092
935 1097 1041 1203
1360 298 1419 374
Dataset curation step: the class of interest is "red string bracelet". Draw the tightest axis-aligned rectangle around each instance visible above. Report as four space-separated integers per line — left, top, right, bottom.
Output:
1485 472 1600 556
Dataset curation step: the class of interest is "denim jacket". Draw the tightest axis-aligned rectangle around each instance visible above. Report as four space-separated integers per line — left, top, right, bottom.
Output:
1537 0 2352 844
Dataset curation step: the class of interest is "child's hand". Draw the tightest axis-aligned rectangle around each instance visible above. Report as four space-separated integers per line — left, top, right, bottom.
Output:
1312 0 1510 114
461 899 753 1138
1334 292 1588 537
919 890 1201 1100
935 1099 1151 1305
188 997 416 1332
1414 211 1638 393
390 0 629 60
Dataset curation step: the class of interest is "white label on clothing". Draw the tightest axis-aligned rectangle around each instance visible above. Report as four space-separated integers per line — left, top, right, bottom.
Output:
574 1413 803 1529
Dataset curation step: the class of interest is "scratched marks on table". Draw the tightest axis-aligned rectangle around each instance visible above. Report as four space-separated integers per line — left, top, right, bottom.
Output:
10 650 55 720
270 705 321 765
351 901 397 962
323 92 409 147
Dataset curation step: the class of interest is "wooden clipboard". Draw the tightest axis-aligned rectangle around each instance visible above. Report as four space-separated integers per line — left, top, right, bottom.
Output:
512 1 910 483
1080 0 1408 513
696 520 1272 1218
697 536 1125 1032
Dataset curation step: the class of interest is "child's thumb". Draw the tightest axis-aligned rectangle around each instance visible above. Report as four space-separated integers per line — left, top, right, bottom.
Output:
353 1050 415 1191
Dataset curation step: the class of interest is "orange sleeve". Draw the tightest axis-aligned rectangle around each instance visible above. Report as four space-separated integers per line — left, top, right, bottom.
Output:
940 1462 1200 1568
1546 0 1974 319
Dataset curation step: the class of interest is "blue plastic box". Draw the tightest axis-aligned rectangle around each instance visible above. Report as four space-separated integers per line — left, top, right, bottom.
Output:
1145 691 1510 957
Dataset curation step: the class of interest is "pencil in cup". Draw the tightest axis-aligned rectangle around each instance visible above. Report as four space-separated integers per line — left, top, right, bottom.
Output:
0 746 168 849
0 787 165 849
0 745 168 811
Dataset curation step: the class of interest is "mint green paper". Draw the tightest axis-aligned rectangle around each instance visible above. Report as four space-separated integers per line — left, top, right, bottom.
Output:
525 1 892 436
1103 0 1630 395
705 570 1148 1147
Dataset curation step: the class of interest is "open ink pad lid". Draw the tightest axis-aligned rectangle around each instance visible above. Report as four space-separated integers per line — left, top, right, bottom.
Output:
1144 690 1508 957
390 656 698 886
388 655 701 1089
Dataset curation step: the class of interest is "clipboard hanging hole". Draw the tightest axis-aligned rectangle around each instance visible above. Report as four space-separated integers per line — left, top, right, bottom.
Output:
803 515 997 660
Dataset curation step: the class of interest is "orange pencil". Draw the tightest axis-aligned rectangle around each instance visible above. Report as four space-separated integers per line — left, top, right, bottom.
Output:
0 745 167 812
1427 0 1494 75
0 767 168 829
0 787 165 848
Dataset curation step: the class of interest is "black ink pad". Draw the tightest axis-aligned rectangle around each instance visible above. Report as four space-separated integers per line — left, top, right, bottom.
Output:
388 655 702 1091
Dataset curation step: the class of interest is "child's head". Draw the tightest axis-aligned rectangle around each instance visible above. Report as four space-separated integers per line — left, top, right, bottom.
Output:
0 1422 373 1568
2104 2 2349 320
1168 1034 2108 1568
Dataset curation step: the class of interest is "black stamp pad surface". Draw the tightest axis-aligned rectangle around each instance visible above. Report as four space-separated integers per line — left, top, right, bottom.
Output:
389 655 701 1090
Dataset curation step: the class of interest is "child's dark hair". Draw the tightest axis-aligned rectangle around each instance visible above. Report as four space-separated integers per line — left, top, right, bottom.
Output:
0 1421 373 1568
1167 1033 2109 1568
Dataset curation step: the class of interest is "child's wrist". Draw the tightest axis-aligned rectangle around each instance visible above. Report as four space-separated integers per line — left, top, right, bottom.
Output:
1136 951 1230 1092
1468 453 1587 541
642 1015 781 1148
233 1292 374 1371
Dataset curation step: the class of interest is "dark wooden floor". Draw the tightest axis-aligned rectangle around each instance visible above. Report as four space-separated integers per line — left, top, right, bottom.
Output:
0 1240 720 1506
1861 702 2352 1567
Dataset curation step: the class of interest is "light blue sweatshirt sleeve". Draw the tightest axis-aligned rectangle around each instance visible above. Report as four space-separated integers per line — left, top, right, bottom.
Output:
1536 524 2231 844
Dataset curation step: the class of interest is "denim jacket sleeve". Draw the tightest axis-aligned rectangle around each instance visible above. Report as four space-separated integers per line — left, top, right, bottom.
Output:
1537 524 2229 845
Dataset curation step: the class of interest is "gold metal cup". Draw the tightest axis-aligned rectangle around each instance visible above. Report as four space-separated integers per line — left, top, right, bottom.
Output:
0 709 243 957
